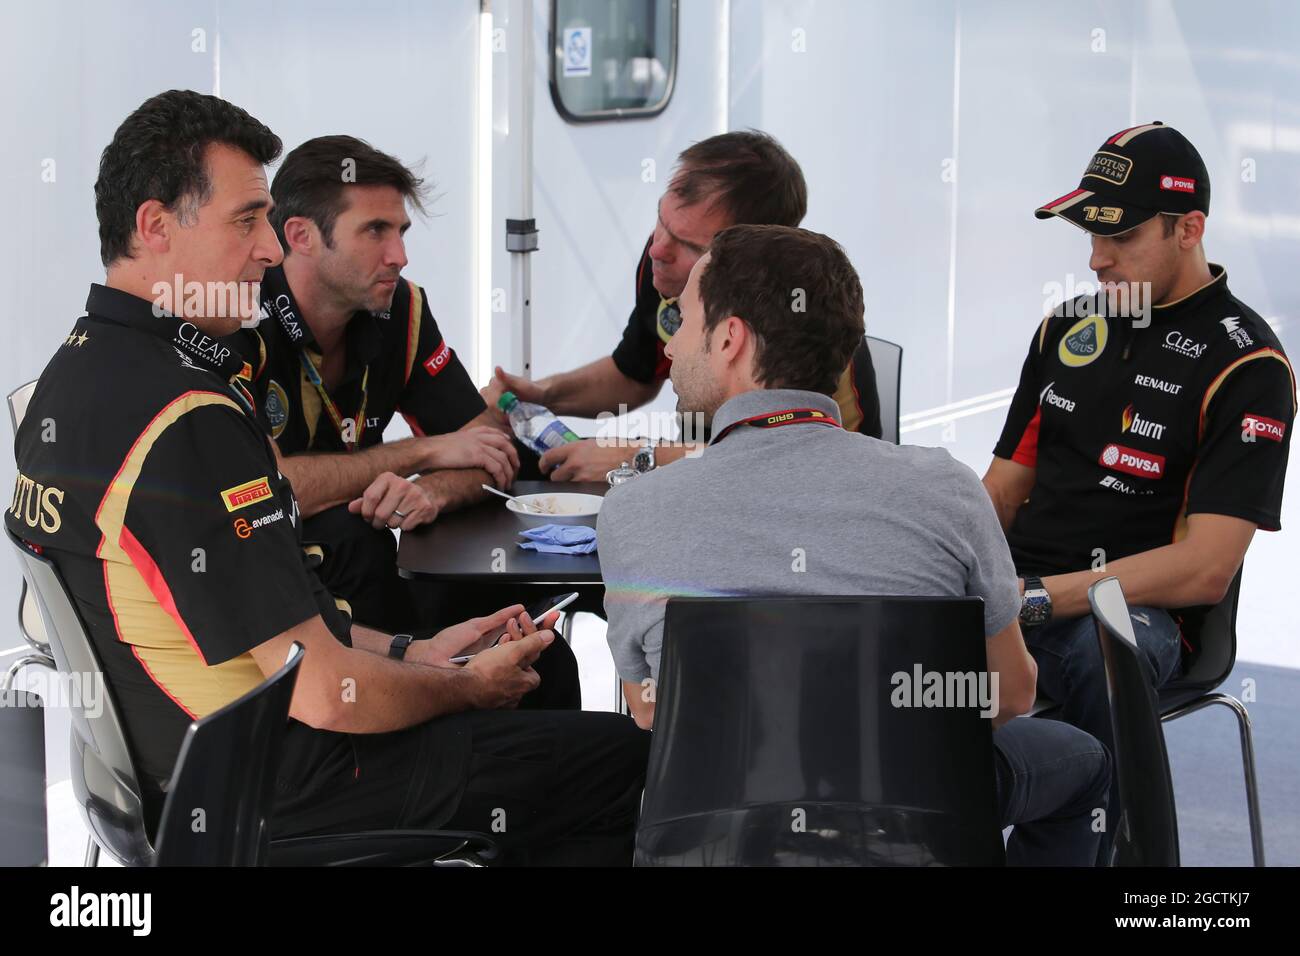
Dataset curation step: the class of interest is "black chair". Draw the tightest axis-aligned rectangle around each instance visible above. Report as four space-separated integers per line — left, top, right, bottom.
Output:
1155 568 1263 865
1089 577 1180 866
7 529 497 867
636 596 1005 866
865 335 902 444
0 689 47 866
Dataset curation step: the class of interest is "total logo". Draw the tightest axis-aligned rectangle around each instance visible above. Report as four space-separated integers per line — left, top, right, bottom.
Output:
1039 381 1076 413
424 340 452 378
1242 413 1286 442
1120 404 1165 440
1099 443 1165 479
1162 331 1207 360
1099 475 1155 496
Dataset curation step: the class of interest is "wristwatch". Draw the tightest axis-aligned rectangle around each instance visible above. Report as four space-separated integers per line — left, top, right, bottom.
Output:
632 441 657 474
388 633 417 660
1019 576 1053 628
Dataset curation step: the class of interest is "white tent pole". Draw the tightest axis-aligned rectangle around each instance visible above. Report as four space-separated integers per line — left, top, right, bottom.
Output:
505 0 538 379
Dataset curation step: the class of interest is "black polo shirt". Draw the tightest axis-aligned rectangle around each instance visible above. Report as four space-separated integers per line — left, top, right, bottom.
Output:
610 237 884 438
994 265 1295 577
6 284 353 789
238 265 484 454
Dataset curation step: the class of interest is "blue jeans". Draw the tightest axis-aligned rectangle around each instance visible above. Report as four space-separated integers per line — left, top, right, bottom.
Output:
992 717 1111 866
1024 606 1183 861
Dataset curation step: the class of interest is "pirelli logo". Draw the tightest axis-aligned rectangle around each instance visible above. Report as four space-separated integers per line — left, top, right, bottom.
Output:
221 477 274 512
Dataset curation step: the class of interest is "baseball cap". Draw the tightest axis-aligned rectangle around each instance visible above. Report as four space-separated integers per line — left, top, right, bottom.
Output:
1035 122 1210 236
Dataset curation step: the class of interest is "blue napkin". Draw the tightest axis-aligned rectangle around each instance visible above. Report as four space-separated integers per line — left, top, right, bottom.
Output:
518 524 598 555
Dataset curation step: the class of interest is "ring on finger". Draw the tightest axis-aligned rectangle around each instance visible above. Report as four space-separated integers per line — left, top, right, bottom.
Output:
393 509 408 518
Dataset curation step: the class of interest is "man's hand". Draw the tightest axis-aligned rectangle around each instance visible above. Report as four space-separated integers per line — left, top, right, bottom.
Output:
348 472 439 531
410 603 561 667
463 631 553 709
540 438 630 482
424 426 518 488
486 365 549 408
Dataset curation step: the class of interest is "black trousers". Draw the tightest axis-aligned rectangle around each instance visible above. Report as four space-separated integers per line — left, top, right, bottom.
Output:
273 708 650 866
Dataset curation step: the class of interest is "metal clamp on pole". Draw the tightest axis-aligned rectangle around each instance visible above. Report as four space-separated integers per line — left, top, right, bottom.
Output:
506 218 539 253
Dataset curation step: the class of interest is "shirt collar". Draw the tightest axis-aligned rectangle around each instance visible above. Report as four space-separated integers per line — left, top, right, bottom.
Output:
85 283 247 381
259 265 386 369
1150 263 1229 319
707 388 842 446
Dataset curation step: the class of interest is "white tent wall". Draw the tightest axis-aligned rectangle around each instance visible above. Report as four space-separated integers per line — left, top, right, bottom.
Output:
505 0 727 437
721 0 1300 667
0 0 483 787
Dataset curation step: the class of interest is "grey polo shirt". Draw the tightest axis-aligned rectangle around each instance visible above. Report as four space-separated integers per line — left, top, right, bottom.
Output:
597 387 1021 683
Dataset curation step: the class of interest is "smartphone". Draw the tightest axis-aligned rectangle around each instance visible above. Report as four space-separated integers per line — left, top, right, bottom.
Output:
449 592 580 664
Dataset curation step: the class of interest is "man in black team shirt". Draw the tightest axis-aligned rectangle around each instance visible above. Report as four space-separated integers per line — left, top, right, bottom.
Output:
984 122 1295 857
484 131 883 481
7 91 647 864
233 135 525 635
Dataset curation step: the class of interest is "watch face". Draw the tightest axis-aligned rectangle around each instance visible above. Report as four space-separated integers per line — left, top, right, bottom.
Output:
633 448 653 472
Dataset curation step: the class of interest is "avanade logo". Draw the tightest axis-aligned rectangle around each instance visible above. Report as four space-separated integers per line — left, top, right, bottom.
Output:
50 886 151 936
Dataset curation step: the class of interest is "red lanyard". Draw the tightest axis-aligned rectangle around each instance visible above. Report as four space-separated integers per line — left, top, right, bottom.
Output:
710 407 841 445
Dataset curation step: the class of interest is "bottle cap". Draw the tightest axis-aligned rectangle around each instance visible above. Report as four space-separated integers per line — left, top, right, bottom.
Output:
497 392 517 411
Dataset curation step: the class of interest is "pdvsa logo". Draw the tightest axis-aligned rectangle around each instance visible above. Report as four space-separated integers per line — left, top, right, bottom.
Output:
1100 443 1165 479
1163 331 1207 360
1121 404 1166 440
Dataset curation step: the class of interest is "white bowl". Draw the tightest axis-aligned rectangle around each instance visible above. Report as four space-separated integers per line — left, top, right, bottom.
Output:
506 492 603 527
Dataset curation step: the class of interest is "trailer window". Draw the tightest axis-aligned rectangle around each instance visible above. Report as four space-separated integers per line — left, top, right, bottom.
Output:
549 0 677 122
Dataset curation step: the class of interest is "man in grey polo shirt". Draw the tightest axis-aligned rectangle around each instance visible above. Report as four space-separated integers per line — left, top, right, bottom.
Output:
598 224 1110 866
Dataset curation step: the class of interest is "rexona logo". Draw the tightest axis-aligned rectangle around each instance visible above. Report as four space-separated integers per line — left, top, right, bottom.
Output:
1120 404 1166 440
1099 443 1165 479
49 885 151 936
1039 381 1076 413
1163 331 1207 359
220 477 274 513
1242 414 1286 442
1058 315 1108 368
1134 373 1183 396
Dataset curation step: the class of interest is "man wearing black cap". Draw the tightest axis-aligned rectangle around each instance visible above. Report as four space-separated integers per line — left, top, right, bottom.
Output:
983 122 1295 857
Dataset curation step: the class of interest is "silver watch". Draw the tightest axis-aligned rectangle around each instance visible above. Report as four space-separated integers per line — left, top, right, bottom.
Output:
632 441 657 474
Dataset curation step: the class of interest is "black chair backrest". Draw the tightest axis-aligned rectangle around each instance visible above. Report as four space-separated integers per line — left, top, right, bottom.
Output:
1089 577 1180 866
5 529 153 864
1164 567 1242 703
637 596 1004 866
153 643 303 866
0 689 48 866
865 335 902 444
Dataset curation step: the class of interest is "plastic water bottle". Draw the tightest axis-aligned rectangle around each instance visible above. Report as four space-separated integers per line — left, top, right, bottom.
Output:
498 391 580 455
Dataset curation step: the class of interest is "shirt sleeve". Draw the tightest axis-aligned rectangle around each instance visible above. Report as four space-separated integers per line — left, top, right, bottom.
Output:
596 489 662 683
993 317 1052 465
947 459 1023 636
397 283 485 436
610 237 668 386
118 399 324 665
1185 350 1296 530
